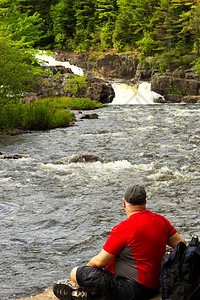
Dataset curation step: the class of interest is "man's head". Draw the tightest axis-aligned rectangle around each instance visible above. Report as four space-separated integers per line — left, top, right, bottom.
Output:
123 184 146 205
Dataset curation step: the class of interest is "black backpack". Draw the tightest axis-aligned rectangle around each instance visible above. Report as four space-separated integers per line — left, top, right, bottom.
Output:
160 236 200 300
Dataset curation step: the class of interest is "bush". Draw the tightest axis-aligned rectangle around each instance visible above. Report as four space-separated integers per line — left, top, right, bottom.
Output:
56 97 104 110
23 99 75 130
0 96 103 132
0 98 25 131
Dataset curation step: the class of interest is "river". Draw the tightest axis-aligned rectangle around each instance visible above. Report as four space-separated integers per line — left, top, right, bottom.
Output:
0 103 200 299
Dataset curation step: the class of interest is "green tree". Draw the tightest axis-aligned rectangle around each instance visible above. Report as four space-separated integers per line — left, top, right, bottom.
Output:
95 0 118 48
113 0 159 51
0 37 44 98
50 0 76 49
0 0 48 46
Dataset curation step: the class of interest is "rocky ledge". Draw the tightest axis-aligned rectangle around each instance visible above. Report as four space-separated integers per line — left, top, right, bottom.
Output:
16 288 161 300
51 50 200 104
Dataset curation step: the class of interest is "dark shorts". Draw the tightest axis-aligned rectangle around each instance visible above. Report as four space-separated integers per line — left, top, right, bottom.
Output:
76 266 157 300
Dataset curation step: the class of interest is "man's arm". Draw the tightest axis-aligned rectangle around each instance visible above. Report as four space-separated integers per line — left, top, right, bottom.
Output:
87 249 115 268
167 232 187 249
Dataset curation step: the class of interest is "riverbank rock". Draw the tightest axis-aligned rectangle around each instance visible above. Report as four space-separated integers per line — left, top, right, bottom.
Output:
69 154 104 163
25 73 115 104
151 69 200 103
3 154 26 159
80 113 98 119
16 289 161 300
53 50 139 80
17 288 56 300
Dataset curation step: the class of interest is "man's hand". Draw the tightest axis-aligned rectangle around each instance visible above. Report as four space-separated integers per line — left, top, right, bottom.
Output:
87 249 115 268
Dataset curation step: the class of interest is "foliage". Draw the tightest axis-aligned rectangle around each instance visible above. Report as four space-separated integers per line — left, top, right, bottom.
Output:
1 0 200 71
0 0 49 46
0 97 103 131
65 75 88 95
0 37 44 98
0 98 26 130
56 97 104 110
23 98 76 130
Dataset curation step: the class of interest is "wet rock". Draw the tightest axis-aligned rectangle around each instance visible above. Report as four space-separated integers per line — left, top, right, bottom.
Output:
80 113 98 119
70 154 103 163
86 78 115 103
151 71 200 101
49 65 73 75
163 94 182 103
9 128 21 136
16 288 161 300
181 95 200 103
3 154 25 159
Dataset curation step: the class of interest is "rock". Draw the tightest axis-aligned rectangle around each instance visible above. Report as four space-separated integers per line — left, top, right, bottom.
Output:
134 57 155 81
16 288 56 300
3 154 25 159
181 95 200 103
69 154 103 163
9 128 21 136
48 66 73 75
53 50 139 80
25 73 114 104
163 94 182 103
16 288 161 300
86 78 115 103
151 71 200 101
80 113 98 119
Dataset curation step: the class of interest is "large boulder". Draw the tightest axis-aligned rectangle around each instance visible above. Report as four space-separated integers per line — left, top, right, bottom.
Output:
151 69 200 103
53 50 139 80
86 78 115 103
25 73 115 104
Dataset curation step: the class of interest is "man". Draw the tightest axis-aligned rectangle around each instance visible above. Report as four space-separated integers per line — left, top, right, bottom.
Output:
53 184 186 300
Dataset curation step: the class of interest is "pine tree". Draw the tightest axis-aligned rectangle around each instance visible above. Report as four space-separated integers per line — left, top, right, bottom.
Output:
113 0 159 51
50 0 76 49
73 0 96 50
95 0 118 48
0 0 47 46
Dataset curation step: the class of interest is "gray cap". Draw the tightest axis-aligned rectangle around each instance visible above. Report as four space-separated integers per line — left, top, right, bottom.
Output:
124 184 146 205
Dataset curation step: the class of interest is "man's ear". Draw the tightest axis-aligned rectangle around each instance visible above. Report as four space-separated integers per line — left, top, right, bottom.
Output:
123 198 126 208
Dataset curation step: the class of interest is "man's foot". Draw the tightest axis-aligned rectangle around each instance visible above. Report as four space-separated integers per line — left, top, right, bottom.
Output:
53 282 87 300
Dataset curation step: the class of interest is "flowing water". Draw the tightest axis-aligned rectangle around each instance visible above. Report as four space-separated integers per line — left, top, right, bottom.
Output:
0 103 200 299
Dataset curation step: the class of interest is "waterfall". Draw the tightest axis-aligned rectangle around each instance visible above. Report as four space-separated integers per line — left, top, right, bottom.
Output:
110 82 164 105
36 51 164 104
35 51 84 76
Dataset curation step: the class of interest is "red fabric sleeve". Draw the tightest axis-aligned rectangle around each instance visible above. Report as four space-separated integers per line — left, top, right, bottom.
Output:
103 223 126 256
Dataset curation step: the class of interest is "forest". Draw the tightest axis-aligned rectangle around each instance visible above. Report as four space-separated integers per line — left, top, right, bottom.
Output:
0 0 200 130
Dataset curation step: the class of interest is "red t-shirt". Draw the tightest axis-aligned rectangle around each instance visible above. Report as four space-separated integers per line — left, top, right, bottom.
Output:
103 210 177 289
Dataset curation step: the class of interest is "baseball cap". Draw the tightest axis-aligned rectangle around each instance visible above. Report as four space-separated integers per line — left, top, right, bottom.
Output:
124 184 146 205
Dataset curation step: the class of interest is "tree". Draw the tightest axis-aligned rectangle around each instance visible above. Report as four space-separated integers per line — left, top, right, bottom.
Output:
0 0 48 47
73 0 96 50
113 0 159 51
95 0 118 48
50 0 76 49
0 37 44 98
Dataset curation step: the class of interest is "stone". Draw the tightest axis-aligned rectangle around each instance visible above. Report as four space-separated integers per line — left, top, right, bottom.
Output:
181 95 200 103
9 128 21 136
69 154 103 163
16 288 161 300
80 113 99 120
16 288 56 300
164 94 182 103
3 154 25 159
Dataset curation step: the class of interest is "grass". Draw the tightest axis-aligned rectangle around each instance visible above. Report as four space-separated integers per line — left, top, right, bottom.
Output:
0 96 104 132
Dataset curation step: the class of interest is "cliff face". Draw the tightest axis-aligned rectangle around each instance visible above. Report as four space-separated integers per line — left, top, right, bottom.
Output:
53 50 200 104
